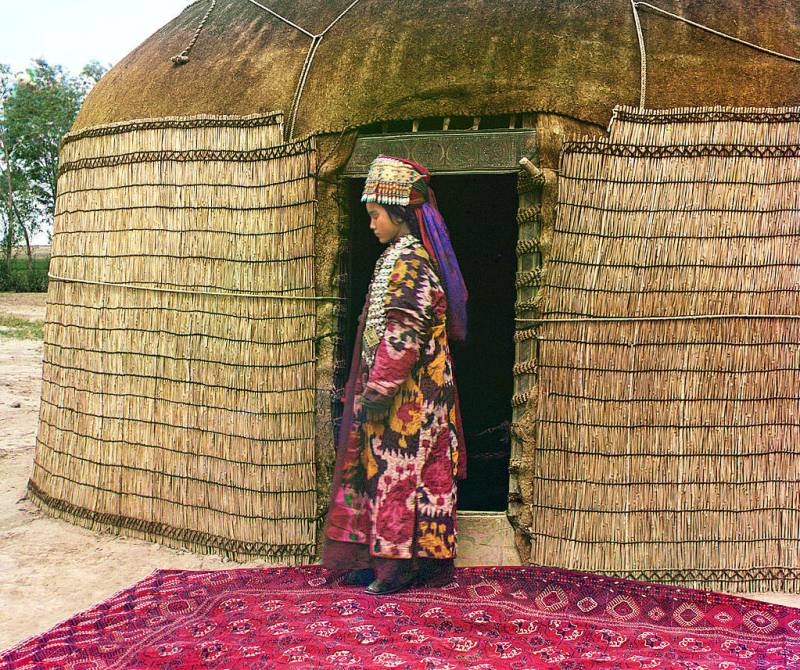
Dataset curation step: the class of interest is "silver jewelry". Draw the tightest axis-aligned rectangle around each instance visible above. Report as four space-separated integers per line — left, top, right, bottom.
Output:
362 234 418 367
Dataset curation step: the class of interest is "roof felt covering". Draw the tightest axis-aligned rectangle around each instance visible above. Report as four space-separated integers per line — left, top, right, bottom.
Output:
74 0 800 135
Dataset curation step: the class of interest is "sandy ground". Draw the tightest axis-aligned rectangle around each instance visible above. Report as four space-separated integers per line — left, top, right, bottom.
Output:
1 293 798 653
0 292 48 321
0 294 231 651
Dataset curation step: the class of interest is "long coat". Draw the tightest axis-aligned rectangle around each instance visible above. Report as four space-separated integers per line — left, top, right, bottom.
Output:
323 236 466 562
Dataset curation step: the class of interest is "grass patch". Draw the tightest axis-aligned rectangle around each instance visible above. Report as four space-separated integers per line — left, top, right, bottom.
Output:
0 257 50 292
0 314 44 340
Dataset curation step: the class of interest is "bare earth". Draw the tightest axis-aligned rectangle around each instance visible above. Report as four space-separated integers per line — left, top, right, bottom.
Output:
0 293 797 653
0 292 48 321
0 294 232 652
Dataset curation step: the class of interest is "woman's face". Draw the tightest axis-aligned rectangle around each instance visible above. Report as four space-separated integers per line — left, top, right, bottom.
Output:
366 202 400 244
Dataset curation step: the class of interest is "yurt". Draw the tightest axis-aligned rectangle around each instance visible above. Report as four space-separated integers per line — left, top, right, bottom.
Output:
28 0 800 592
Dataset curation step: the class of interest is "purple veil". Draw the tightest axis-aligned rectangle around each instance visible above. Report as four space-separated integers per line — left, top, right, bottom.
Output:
416 189 468 343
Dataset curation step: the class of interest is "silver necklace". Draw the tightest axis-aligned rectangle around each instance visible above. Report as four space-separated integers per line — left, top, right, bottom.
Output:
361 234 419 366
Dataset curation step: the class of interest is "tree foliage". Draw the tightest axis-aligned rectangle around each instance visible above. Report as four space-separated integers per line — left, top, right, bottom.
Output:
0 58 107 278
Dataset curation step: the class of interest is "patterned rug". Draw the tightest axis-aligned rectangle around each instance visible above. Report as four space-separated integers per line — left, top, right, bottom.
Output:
2 566 799 669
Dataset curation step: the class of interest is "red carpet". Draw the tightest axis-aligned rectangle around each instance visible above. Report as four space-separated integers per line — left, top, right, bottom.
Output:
2 566 799 669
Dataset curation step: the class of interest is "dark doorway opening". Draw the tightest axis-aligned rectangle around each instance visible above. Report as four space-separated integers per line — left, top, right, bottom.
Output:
344 174 518 511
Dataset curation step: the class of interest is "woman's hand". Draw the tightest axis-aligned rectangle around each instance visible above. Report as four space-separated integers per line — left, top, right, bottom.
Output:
356 393 390 423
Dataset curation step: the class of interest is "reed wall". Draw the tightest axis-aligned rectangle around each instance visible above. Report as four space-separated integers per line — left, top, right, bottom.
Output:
520 106 800 592
29 113 319 562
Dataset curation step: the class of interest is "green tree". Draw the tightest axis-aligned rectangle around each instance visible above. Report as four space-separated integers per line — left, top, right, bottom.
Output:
1 64 19 262
0 64 37 269
0 59 107 274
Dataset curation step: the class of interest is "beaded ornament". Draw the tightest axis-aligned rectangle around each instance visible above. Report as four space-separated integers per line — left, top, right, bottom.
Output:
361 155 426 206
362 234 419 367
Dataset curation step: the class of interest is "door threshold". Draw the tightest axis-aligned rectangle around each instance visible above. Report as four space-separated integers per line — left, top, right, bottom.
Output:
456 510 520 566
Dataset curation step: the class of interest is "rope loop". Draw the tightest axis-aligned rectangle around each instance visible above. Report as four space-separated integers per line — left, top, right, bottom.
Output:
48 274 345 302
171 0 217 66
630 0 800 109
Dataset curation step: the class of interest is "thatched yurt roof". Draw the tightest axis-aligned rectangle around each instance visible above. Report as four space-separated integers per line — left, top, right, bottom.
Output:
74 0 800 134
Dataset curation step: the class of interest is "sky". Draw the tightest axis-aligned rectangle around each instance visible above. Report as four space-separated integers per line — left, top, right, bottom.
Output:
2 1 192 242
1 0 191 75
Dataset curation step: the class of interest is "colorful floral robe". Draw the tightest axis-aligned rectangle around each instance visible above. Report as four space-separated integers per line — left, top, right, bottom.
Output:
324 237 466 562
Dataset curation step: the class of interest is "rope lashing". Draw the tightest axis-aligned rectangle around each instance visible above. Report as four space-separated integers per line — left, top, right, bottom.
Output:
171 0 363 139
630 0 647 110
172 0 217 65
516 239 540 254
637 2 800 64
630 1 800 110
515 269 542 289
243 0 363 140
285 0 363 140
516 313 800 324
242 0 315 37
48 274 345 302
289 35 324 142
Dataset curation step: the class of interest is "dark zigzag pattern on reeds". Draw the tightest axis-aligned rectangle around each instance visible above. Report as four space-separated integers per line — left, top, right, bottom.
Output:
31 117 319 563
526 107 800 592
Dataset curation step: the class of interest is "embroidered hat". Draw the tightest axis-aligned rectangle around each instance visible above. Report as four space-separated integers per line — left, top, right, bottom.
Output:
361 153 468 345
361 154 429 206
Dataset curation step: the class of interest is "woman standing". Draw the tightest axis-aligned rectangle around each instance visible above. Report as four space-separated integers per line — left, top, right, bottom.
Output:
322 155 468 595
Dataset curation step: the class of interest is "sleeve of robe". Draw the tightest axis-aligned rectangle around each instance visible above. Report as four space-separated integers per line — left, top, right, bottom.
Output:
361 252 432 411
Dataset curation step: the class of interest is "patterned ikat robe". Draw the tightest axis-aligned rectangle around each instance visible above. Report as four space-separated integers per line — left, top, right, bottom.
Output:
325 237 466 560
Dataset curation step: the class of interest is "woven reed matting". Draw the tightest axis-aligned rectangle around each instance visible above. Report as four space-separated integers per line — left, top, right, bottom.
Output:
29 113 319 561
526 107 800 592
